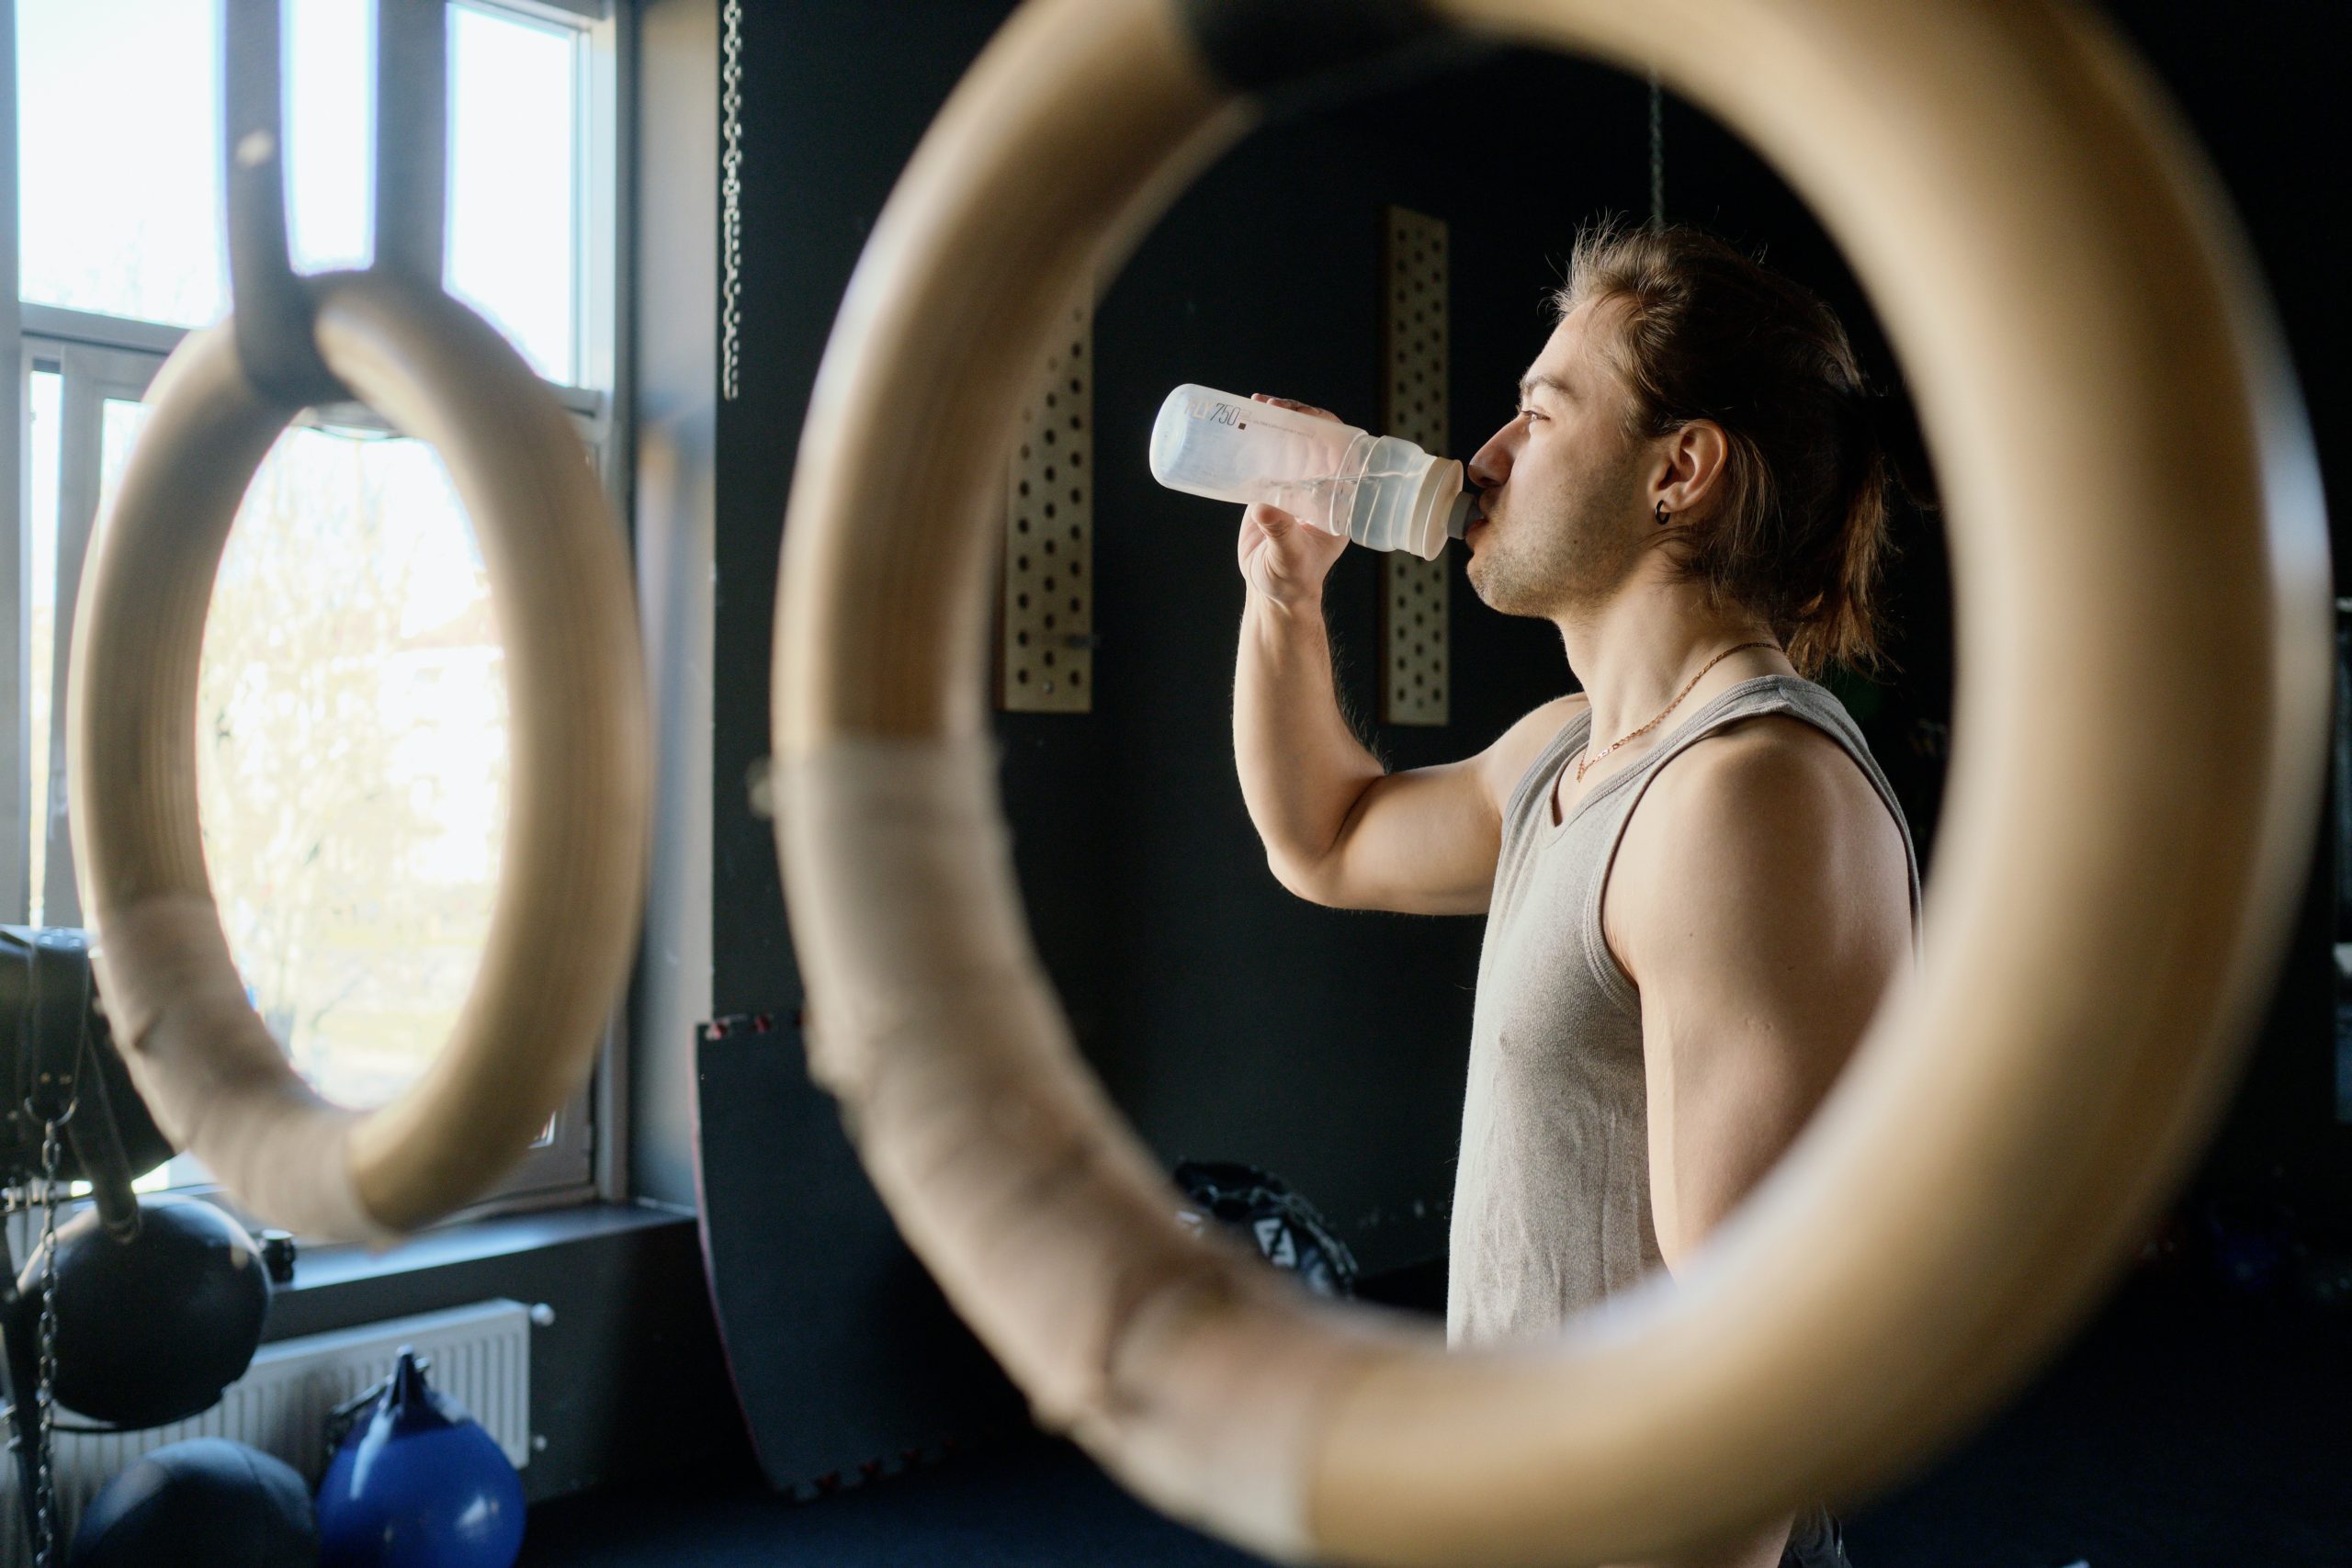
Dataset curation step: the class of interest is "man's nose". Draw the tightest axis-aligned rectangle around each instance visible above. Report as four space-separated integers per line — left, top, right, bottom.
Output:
1467 425 1513 492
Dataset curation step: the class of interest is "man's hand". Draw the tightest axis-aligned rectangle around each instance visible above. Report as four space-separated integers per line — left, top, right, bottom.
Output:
1235 394 1351 607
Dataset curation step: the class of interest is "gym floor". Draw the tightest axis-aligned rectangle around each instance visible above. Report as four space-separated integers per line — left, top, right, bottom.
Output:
517 1269 2350 1567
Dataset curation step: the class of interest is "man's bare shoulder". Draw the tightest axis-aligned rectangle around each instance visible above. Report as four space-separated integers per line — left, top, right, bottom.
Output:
1616 712 1908 947
1648 713 1878 822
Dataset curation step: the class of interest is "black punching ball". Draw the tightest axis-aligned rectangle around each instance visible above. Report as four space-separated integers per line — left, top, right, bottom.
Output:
1173 1160 1361 1299
20 1194 270 1427
69 1438 316 1567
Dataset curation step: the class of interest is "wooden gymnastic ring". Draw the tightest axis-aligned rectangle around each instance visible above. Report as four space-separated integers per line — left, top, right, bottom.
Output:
770 0 2329 1561
70 269 649 1240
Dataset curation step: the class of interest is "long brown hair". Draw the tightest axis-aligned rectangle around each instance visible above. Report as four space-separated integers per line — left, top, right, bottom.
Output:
1553 215 1900 679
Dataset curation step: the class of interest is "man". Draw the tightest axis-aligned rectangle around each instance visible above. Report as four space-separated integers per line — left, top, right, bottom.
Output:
1231 217 1920 1568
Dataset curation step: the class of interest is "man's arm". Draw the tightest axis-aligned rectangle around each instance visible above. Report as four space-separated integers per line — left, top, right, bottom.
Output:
1237 595 1579 916
1607 716 1913 1269
1592 718 1911 1568
1234 583 1386 893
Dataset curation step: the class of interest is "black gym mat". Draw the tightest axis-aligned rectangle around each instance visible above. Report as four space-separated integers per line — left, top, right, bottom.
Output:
692 1013 1026 1495
519 1432 1270 1567
521 1270 2352 1568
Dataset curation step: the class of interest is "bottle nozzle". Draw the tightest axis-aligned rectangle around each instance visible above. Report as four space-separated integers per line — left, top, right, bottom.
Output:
1446 490 1478 541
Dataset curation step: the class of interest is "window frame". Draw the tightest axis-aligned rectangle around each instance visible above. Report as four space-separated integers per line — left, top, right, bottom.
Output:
2 0 628 1227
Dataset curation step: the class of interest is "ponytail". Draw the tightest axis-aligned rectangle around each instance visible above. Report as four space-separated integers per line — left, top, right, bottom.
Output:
1555 216 1910 682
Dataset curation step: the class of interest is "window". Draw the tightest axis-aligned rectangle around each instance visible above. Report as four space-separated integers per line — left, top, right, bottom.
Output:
6 0 622 1213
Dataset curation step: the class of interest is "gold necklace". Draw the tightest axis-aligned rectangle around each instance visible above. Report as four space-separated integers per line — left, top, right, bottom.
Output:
1574 641 1782 783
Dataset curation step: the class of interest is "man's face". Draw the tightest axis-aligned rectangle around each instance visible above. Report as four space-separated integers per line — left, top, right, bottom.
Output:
1463 297 1655 620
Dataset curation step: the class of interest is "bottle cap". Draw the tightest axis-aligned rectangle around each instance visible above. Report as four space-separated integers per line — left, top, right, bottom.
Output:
1403 457 1471 560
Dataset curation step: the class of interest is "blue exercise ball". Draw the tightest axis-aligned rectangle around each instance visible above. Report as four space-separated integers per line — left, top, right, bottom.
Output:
68 1438 316 1567
317 1349 525 1568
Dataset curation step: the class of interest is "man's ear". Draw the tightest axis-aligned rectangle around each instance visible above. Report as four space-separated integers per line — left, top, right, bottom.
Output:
1666 420 1730 514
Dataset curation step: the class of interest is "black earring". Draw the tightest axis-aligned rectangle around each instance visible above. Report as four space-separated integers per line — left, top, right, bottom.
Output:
1654 500 1671 525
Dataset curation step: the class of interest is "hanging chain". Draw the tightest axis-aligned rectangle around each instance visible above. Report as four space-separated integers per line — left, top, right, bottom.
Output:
28 1115 64 1568
719 0 745 401
16 936 84 1568
1647 69 1666 231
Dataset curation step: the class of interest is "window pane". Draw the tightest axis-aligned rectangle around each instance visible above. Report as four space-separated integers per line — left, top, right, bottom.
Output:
24 369 62 926
19 0 586 387
98 403 511 1111
16 0 225 325
14 0 369 321
285 0 375 275
448 4 579 383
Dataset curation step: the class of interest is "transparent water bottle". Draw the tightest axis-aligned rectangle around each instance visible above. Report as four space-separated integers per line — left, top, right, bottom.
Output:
1148 383 1476 560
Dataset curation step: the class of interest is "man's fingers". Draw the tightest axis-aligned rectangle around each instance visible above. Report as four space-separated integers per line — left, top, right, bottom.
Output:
1250 392 1343 423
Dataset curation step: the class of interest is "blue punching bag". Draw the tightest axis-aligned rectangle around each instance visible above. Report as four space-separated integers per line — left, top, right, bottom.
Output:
317 1349 525 1568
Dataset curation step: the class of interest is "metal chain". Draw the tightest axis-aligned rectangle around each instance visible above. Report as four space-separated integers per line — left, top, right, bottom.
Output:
719 0 745 401
29 1117 63 1568
1647 70 1666 231
1575 641 1780 783
14 934 82 1568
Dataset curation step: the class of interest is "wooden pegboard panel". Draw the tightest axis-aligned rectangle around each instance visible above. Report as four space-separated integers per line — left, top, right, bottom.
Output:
997 296 1095 713
1379 206 1450 728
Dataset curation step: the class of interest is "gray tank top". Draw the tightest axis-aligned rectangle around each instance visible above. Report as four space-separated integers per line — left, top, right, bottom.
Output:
1446 674 1921 1348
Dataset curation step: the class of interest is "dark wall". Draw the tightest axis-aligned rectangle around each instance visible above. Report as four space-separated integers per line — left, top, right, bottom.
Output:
704 8 1952 1280
2087 0 2348 1225
696 0 1041 1486
700 0 2346 1290
710 7 1665 1275
707 6 1017 1018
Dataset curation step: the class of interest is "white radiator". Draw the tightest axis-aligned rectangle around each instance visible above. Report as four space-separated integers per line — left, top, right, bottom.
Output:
1 1298 532 1567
